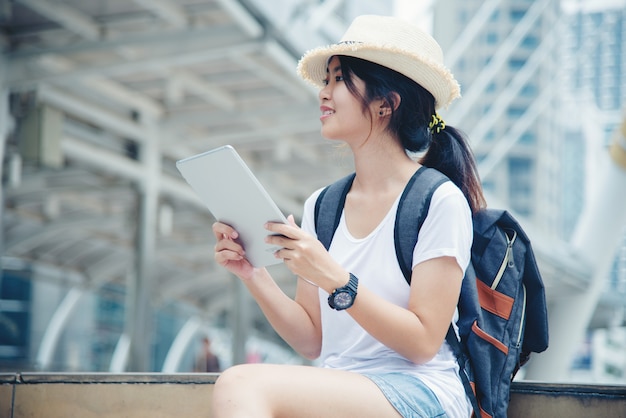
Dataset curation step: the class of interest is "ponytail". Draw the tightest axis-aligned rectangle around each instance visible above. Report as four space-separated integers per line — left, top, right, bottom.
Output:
420 125 486 214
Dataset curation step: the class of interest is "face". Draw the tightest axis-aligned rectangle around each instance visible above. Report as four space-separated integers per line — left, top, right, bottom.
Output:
318 56 373 143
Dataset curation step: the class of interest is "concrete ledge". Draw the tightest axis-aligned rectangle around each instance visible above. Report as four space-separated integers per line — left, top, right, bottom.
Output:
0 374 15 418
509 381 626 418
7 373 217 418
2 373 625 417
17 372 219 385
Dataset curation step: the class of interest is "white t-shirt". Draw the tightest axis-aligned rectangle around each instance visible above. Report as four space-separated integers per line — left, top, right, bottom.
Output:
301 180 473 418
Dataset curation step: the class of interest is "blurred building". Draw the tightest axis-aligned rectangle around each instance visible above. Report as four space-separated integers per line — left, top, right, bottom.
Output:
561 0 626 382
433 0 626 381
434 0 563 230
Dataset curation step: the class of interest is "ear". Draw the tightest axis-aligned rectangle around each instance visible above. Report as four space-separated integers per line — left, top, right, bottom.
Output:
377 93 401 117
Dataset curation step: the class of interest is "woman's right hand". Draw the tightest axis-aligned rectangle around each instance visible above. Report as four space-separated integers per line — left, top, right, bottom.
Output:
212 221 254 280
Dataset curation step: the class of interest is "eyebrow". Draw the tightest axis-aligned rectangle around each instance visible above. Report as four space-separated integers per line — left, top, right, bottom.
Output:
326 65 342 74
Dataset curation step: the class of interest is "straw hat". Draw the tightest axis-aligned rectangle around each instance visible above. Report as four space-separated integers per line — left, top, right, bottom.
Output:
297 15 460 109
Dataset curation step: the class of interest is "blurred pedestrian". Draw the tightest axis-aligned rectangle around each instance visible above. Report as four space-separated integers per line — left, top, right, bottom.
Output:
194 336 220 373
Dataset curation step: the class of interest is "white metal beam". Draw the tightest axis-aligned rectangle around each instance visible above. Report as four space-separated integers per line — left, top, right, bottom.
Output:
36 288 84 370
215 0 264 38
174 70 237 110
233 42 310 102
161 317 203 372
161 102 317 131
62 129 307 220
183 120 319 148
478 88 551 179
83 252 129 286
125 117 160 372
38 85 147 143
8 26 244 60
5 217 122 255
131 0 188 29
17 0 100 41
60 135 204 208
8 41 264 88
445 0 504 69
469 23 559 149
265 40 317 99
447 0 551 124
157 273 229 304
36 55 165 119
109 333 130 372
0 60 10 273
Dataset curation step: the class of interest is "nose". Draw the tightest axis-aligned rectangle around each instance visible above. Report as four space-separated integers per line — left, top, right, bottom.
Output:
319 84 330 101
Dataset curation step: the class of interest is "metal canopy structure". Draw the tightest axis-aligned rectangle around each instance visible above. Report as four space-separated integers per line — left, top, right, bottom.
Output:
2 0 353 314
0 0 358 370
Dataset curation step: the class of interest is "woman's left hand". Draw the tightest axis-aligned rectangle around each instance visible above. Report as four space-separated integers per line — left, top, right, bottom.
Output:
266 215 347 292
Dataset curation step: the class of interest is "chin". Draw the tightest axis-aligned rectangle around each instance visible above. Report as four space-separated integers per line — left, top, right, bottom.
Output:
320 129 342 142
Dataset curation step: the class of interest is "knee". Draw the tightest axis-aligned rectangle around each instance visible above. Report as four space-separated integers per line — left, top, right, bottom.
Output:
214 364 252 394
212 364 266 415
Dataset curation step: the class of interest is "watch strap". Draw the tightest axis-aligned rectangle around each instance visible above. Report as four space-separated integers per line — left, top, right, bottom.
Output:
328 273 359 310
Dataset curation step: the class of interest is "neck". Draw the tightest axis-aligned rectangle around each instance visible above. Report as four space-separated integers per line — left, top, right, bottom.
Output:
349 135 419 192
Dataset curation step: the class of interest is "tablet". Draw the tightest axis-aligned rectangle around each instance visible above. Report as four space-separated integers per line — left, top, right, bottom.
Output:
176 145 288 267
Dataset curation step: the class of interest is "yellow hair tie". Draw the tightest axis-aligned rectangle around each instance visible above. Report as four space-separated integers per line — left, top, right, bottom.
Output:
429 113 446 134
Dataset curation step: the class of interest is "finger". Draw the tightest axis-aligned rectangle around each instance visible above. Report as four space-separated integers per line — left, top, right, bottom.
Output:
215 235 245 256
214 235 245 254
287 214 298 227
212 221 238 239
215 249 245 265
266 220 298 239
265 234 289 251
212 221 238 241
273 247 291 262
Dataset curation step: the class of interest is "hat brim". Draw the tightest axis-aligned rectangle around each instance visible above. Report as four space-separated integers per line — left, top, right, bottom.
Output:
297 43 460 110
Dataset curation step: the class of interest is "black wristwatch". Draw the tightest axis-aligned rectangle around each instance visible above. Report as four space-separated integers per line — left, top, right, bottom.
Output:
328 273 359 311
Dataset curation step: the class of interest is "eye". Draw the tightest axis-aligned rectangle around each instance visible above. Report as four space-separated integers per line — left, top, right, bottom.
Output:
322 74 343 86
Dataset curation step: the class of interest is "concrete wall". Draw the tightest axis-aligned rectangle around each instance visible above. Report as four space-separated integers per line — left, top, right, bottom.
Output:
1 373 625 417
2 373 216 418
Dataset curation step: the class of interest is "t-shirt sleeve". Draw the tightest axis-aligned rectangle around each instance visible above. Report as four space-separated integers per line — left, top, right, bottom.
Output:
412 182 473 273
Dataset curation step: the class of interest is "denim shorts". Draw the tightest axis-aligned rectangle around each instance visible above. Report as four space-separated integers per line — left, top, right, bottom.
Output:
363 373 448 418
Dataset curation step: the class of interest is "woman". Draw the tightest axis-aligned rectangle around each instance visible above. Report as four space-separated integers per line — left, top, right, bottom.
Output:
211 15 486 418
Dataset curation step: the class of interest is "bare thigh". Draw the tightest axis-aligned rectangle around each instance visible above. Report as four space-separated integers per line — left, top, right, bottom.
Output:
211 363 402 418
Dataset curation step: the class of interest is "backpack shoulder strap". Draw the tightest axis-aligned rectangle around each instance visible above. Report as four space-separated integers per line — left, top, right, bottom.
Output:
395 167 450 284
314 172 356 250
314 167 449 283
446 324 482 417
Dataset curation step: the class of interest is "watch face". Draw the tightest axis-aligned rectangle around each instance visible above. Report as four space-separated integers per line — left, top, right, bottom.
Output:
333 291 353 309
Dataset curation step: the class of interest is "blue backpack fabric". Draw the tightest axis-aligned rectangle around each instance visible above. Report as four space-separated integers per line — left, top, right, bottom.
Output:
314 166 549 418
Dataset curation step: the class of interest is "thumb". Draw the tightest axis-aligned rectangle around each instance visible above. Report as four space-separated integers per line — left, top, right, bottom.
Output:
287 214 298 227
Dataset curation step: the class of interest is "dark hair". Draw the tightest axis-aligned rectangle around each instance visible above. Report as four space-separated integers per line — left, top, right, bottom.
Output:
338 55 486 213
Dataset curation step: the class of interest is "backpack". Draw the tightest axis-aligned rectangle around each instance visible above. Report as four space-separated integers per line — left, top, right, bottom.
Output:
314 166 549 418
